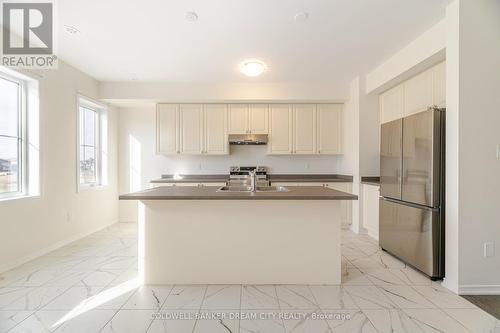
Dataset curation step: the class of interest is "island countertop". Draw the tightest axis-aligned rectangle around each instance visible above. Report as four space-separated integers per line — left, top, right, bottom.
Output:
149 174 353 184
119 185 358 201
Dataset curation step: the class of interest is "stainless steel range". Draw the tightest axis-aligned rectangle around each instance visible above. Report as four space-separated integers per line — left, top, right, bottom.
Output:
228 166 270 187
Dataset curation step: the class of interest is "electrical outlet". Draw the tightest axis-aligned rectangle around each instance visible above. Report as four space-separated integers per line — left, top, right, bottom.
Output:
66 212 72 222
484 242 495 258
306 163 310 169
198 163 202 170
497 145 500 160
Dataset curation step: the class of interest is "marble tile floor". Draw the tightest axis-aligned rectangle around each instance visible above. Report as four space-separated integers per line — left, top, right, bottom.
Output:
0 222 498 332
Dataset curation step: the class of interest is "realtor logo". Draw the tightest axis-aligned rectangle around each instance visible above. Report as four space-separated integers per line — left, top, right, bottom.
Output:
1 0 57 68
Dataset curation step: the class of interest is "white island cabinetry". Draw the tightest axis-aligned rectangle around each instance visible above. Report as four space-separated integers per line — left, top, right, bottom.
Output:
120 186 357 285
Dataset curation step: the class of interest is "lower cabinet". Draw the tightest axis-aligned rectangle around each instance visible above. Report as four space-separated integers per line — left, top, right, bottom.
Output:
271 182 353 227
362 184 380 240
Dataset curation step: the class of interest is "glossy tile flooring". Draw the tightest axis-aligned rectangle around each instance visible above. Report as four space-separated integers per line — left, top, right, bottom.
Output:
1 222 499 332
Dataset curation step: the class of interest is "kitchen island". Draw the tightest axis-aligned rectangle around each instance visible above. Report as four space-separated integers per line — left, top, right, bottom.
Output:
120 186 357 285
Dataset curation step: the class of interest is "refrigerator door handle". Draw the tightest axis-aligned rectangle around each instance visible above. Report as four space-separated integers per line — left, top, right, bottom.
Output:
380 197 439 212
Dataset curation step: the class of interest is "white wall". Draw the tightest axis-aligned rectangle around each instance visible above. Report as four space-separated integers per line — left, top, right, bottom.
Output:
338 77 380 234
100 81 349 103
337 78 360 233
443 0 460 294
0 62 119 273
445 0 500 295
366 20 446 94
118 106 340 221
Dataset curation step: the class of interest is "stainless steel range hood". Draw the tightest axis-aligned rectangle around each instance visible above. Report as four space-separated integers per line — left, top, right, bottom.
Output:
228 134 268 145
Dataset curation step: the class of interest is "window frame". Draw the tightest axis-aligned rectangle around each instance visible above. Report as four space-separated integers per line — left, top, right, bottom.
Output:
0 72 28 200
76 95 107 192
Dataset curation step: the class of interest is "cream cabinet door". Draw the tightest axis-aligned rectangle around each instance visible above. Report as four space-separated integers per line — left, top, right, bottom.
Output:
179 104 203 154
228 104 248 134
268 104 292 154
380 85 404 124
293 104 317 154
404 69 433 116
317 104 342 154
248 104 268 134
433 61 446 108
204 104 228 155
157 104 179 154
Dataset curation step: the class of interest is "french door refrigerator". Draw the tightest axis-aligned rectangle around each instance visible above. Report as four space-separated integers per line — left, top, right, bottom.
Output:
379 107 445 280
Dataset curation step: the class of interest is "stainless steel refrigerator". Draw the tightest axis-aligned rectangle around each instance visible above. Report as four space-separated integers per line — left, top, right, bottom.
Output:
379 107 445 280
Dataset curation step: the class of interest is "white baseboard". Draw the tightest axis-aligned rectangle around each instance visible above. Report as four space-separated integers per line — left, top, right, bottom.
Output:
0 220 119 274
458 285 500 295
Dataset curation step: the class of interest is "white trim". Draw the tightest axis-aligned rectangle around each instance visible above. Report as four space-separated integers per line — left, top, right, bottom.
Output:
77 93 107 110
0 71 33 199
458 285 500 296
76 94 108 192
0 219 119 274
441 279 459 294
0 194 40 203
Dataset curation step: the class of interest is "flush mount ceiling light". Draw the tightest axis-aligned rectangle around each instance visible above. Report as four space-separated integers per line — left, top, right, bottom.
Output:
294 12 309 22
185 11 198 22
64 25 80 35
239 60 267 77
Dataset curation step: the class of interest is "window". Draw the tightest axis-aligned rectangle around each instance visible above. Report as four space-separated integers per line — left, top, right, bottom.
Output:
0 70 38 200
78 97 107 189
0 76 21 196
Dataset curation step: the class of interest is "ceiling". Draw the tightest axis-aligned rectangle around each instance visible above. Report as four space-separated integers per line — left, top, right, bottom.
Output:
57 0 450 83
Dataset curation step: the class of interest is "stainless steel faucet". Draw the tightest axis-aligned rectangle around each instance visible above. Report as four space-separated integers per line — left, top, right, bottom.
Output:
249 170 257 192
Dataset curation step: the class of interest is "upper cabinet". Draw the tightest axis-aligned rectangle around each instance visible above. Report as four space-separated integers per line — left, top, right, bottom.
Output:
157 103 343 156
204 104 228 155
157 104 228 155
179 104 204 154
404 69 433 116
379 61 446 124
228 104 268 134
268 103 343 155
433 62 446 108
293 104 317 154
380 85 404 124
268 104 292 154
248 104 268 134
317 104 342 154
157 104 179 154
228 104 248 134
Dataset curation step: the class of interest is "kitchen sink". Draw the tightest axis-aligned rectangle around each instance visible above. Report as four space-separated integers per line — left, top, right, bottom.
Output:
216 185 290 193
217 186 253 192
255 186 290 192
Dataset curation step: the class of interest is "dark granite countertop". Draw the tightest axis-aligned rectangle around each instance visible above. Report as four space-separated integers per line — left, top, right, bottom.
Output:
269 174 352 183
150 175 229 183
120 186 358 201
150 174 353 184
361 176 380 186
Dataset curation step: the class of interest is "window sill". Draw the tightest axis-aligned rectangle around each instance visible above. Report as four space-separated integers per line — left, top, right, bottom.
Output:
0 194 41 203
78 184 109 192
